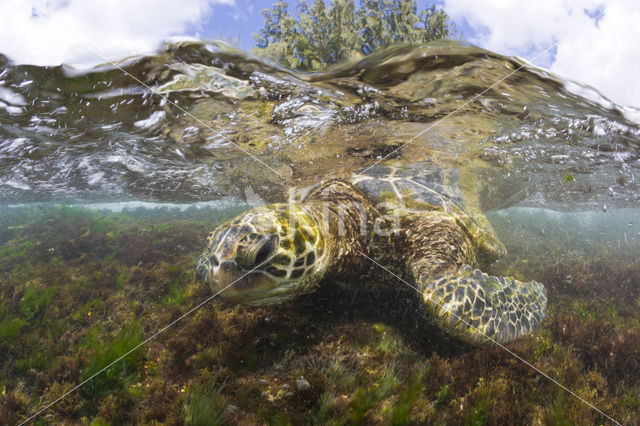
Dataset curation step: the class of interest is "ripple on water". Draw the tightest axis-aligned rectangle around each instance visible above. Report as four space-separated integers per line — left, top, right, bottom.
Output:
0 40 638 209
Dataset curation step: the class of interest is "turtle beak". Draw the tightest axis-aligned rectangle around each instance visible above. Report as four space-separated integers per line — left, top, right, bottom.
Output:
197 252 280 305
197 253 242 291
209 259 244 293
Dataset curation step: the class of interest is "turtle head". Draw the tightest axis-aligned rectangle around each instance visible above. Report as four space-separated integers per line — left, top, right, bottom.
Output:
196 203 327 305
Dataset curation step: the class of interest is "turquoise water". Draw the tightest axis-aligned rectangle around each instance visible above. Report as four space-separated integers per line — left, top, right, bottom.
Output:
489 207 640 262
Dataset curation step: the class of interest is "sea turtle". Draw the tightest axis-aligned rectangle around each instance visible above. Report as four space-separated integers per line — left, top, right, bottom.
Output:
196 161 547 346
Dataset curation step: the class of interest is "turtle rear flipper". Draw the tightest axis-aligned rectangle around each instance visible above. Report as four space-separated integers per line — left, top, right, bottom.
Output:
417 265 547 346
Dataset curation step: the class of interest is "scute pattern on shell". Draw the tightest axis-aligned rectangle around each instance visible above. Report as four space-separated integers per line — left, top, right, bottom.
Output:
350 161 505 261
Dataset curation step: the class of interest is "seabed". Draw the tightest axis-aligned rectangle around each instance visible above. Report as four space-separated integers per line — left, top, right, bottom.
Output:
0 204 639 425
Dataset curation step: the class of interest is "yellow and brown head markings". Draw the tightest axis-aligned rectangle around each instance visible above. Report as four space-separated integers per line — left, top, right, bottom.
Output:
196 203 331 305
206 231 216 247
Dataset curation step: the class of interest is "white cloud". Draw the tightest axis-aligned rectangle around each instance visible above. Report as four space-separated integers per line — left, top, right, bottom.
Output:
0 0 234 67
444 0 640 108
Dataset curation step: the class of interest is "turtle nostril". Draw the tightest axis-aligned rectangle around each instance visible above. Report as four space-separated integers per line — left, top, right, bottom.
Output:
220 261 237 273
210 254 220 267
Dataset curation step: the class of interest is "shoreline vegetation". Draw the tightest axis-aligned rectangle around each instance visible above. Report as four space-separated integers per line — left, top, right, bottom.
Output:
252 0 456 71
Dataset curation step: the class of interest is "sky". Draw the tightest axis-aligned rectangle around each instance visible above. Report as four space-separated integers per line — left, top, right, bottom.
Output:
0 0 638 108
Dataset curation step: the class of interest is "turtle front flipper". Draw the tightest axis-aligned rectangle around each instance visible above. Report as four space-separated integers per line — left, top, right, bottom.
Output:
415 264 547 346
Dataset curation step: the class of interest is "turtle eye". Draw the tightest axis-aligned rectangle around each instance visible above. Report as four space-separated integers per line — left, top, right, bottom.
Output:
238 236 277 269
254 238 276 266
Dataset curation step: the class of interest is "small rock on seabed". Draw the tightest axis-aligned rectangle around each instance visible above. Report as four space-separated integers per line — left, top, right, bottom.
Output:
296 377 310 391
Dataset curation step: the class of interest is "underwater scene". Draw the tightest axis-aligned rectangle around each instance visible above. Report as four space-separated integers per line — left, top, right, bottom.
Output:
1 40 640 424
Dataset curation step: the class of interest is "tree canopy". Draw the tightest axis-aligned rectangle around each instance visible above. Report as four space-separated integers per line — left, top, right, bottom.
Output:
253 0 456 70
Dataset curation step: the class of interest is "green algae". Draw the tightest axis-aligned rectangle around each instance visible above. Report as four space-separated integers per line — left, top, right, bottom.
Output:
79 321 146 399
546 390 572 426
388 371 423 425
183 378 228 426
465 394 489 426
0 316 27 342
19 284 54 320
89 416 110 426
433 381 452 408
14 347 53 373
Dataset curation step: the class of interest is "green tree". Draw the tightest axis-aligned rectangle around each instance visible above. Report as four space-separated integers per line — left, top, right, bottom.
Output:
253 0 456 70
253 1 301 66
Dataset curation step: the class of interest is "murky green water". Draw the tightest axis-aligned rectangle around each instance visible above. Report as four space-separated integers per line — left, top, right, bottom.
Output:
1 40 639 424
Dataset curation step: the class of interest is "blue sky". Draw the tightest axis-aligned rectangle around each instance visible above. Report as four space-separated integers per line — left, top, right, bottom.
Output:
196 0 265 49
0 0 638 108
